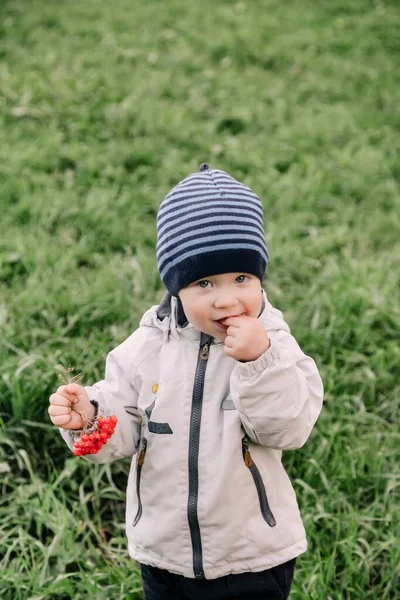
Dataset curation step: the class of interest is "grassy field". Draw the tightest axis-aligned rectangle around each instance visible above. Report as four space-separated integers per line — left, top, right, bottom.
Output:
1 0 399 597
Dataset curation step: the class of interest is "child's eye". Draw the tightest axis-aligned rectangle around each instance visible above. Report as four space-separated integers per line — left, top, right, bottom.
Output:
197 280 211 288
235 275 247 284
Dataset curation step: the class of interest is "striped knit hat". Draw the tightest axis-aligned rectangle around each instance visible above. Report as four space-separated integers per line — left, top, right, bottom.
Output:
156 164 268 295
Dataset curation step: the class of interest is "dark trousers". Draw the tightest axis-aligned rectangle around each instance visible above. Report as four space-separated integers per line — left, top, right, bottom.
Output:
140 558 296 600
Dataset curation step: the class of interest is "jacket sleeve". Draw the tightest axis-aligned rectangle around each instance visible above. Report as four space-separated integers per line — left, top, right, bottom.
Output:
59 338 141 464
230 323 323 450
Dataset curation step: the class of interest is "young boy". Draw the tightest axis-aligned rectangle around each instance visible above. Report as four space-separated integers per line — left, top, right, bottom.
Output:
49 164 323 600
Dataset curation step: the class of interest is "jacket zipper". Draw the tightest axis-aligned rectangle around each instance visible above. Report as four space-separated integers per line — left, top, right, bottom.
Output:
133 437 147 527
242 436 276 527
187 334 211 579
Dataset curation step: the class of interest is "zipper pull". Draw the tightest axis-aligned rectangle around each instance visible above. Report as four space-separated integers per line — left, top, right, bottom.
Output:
200 341 210 360
138 438 147 466
244 450 253 468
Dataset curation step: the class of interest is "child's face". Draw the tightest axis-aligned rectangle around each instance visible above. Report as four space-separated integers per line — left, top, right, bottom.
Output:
178 273 263 341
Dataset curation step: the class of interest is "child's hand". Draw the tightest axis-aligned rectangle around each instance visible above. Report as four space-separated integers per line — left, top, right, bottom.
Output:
222 316 270 362
48 383 95 430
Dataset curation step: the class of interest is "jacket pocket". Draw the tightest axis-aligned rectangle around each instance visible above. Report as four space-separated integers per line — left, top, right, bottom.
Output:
133 438 147 527
242 436 276 527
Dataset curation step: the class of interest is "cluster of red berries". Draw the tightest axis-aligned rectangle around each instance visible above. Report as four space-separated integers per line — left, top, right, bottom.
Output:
73 415 118 456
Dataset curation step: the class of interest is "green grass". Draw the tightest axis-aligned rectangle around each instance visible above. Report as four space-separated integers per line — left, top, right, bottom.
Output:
1 0 399 597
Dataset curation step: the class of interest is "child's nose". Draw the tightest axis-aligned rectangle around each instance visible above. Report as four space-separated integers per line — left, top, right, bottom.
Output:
213 291 238 309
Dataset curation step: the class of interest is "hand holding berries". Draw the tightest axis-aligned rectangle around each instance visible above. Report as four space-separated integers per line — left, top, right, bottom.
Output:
48 383 95 430
49 368 118 457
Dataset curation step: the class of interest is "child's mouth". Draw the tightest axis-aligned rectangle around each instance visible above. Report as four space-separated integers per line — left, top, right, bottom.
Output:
214 316 240 330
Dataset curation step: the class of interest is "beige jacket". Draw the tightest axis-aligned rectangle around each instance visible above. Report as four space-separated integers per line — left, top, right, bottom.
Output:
61 292 323 579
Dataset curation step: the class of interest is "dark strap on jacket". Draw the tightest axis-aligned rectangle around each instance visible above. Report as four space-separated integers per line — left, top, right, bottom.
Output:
157 292 188 326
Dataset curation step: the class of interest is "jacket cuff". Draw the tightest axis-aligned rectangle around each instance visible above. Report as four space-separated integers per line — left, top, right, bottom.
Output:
238 342 281 376
66 399 100 440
